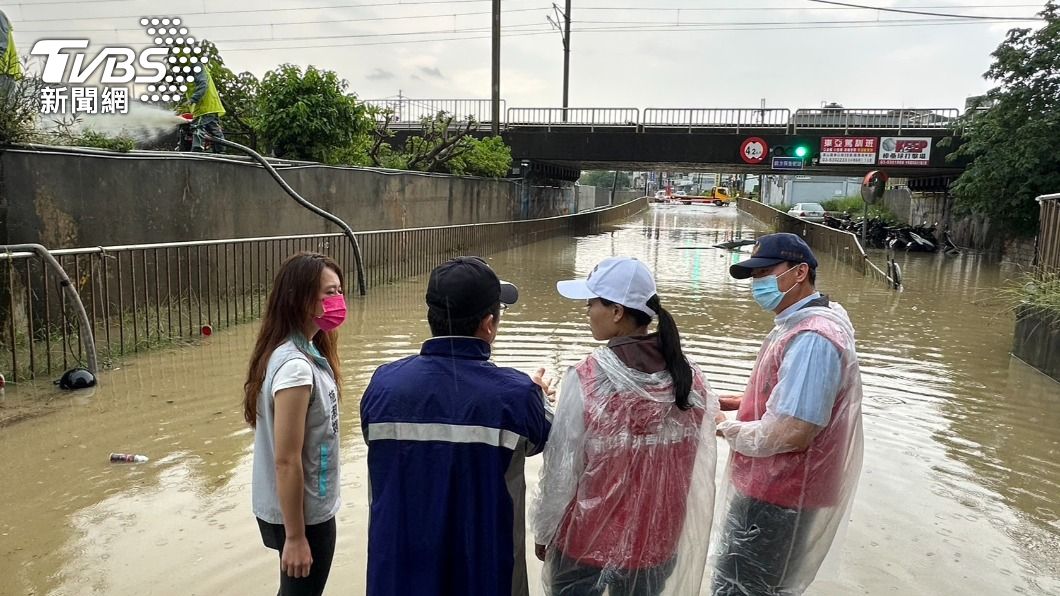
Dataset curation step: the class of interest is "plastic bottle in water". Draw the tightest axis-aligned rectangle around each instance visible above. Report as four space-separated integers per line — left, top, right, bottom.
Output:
109 453 149 463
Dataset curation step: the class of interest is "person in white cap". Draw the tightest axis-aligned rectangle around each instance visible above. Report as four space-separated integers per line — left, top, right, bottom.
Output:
531 256 720 596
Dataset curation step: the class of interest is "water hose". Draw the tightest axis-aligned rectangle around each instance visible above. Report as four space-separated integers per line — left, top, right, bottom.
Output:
203 135 368 296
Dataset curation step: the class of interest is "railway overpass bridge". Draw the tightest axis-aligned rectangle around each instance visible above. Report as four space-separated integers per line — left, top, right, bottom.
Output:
367 99 966 190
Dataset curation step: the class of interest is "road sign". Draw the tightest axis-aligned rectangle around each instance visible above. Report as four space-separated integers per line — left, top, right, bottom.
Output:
772 157 804 170
740 137 768 164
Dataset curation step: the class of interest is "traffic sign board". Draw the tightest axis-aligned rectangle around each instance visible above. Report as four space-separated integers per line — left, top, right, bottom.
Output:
772 157 804 170
740 137 768 164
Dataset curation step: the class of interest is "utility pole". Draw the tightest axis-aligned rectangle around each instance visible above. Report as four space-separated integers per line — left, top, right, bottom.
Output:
491 0 501 135
549 2 572 121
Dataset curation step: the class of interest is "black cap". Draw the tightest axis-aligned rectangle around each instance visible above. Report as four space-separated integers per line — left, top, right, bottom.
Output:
729 233 819 279
426 256 518 318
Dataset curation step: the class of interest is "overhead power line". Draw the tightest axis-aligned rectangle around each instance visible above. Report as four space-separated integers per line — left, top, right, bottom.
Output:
16 1 1041 24
31 14 1031 48
16 6 550 34
212 16 1034 52
15 0 506 23
578 3 1041 11
803 0 1039 20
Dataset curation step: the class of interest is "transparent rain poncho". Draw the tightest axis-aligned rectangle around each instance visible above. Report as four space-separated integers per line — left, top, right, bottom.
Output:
711 301 864 595
532 346 719 596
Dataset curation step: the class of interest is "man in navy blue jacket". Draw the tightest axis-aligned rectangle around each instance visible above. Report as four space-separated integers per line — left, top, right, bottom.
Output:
361 256 553 596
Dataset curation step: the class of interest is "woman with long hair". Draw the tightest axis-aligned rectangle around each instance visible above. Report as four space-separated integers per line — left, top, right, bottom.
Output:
532 256 719 596
244 252 346 596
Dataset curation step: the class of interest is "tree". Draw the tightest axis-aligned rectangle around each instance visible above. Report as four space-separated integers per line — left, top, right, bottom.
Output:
454 136 512 178
365 111 512 177
256 64 374 162
579 170 631 188
949 2 1060 237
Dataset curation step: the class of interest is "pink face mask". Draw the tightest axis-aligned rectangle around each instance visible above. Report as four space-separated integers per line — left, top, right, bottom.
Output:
314 295 347 332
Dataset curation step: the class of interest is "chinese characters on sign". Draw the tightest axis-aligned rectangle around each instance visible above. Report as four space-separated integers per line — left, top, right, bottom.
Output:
40 87 130 115
878 137 932 166
820 137 877 165
772 157 804 170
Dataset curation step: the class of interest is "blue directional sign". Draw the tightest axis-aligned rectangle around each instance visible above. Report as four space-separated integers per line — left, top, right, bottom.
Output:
772 157 804 170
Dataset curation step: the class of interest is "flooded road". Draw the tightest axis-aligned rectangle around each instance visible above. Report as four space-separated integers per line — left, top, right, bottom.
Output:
1 205 1058 595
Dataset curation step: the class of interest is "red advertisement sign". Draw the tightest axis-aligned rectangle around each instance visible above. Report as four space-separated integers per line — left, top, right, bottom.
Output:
820 137 877 165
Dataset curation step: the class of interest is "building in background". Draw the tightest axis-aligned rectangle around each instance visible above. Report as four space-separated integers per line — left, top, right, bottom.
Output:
760 175 863 206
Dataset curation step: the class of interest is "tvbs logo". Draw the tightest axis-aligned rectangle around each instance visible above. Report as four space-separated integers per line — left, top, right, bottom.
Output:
29 17 201 91
30 40 167 85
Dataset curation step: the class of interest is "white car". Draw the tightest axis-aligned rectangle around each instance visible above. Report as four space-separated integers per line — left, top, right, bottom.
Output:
674 190 688 197
787 202 826 223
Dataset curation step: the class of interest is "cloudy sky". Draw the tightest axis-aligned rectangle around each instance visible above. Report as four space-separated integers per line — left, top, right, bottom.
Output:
5 0 1046 111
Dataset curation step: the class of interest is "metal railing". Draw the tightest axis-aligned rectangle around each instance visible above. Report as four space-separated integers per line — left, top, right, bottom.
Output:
642 108 791 132
506 108 640 131
362 98 502 127
792 108 960 133
358 100 965 133
736 199 897 287
1037 194 1060 276
0 199 648 383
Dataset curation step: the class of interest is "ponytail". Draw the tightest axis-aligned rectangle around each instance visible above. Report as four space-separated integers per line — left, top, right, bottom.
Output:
646 295 693 410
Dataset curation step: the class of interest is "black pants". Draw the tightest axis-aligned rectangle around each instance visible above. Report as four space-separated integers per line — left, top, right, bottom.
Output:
192 113 224 153
549 551 677 596
711 495 817 596
257 517 337 596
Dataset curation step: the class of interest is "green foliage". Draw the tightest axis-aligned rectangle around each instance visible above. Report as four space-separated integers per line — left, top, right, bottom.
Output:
256 64 373 162
1000 272 1060 326
73 130 135 152
448 136 512 177
579 170 631 188
0 71 43 145
820 196 899 223
821 196 865 213
949 1 1060 237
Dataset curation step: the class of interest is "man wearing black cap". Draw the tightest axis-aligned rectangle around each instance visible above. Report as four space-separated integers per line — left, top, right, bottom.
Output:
712 233 865 595
360 256 553 596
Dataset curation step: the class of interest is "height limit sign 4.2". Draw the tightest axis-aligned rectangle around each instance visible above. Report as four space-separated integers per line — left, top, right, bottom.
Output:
740 137 768 165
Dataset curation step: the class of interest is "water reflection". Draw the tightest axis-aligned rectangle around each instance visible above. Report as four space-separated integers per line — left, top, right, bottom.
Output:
0 205 1057 595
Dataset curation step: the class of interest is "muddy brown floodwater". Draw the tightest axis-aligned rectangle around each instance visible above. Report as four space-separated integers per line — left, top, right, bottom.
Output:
1 206 1058 595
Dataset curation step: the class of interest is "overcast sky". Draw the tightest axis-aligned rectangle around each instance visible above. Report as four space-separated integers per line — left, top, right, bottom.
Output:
5 0 1046 111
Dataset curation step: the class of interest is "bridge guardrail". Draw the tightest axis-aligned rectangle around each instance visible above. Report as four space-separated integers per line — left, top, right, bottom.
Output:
737 198 897 288
362 98 502 128
792 108 960 133
363 100 964 134
506 107 640 131
642 108 791 132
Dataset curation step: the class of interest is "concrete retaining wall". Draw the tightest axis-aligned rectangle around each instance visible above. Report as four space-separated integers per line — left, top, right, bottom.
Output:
0 146 576 249
576 185 598 212
1012 307 1060 383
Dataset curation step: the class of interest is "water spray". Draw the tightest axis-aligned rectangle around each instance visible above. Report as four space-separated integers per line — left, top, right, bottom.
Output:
201 133 368 296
